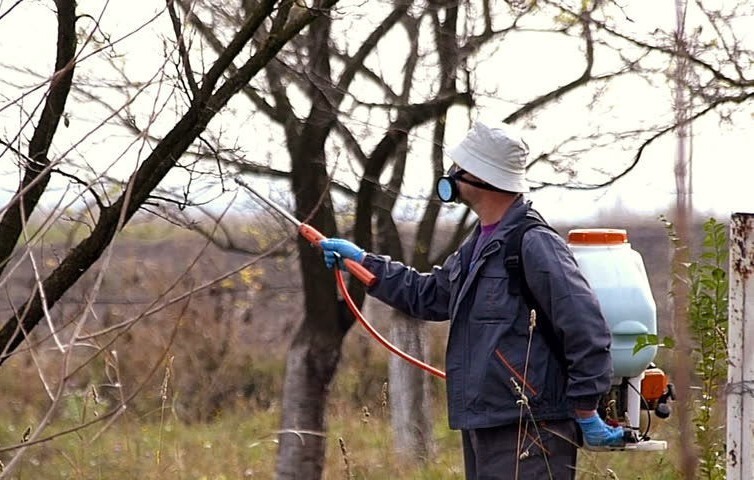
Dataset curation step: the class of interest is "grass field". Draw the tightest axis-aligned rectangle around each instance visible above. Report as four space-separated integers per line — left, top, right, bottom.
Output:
0 408 681 479
0 358 683 480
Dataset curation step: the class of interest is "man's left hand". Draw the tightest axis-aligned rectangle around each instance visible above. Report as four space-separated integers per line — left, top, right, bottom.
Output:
576 412 625 447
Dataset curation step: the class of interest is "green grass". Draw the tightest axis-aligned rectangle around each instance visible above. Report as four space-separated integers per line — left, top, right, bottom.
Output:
0 398 683 480
0 332 686 479
2 407 280 479
0 349 683 480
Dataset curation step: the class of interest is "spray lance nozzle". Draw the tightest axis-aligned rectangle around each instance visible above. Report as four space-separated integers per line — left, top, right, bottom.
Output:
234 177 376 287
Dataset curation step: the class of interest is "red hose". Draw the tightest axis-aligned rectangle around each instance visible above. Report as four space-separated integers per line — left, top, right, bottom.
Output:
334 268 446 380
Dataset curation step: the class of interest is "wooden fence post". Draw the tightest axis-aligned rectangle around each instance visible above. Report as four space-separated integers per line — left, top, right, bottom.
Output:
727 212 754 480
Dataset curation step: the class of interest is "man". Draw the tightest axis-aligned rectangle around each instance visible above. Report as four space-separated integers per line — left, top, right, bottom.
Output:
320 120 624 479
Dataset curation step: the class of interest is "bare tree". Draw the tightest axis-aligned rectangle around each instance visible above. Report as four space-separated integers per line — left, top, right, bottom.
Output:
0 1 337 476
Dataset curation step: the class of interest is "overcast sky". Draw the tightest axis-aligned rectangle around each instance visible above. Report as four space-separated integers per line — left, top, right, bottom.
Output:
0 1 751 227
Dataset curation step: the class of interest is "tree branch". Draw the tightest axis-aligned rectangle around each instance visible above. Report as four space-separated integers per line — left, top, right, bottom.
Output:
167 0 199 98
0 1 339 364
0 0 77 278
352 92 473 256
505 10 595 124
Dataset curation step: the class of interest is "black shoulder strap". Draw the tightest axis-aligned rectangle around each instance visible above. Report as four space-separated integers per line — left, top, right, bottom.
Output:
504 211 566 363
504 213 553 298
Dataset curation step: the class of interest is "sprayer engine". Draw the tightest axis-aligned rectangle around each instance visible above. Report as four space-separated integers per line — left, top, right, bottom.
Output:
597 364 675 447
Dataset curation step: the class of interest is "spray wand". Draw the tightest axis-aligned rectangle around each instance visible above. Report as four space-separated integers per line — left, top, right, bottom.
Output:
235 177 446 380
235 177 375 286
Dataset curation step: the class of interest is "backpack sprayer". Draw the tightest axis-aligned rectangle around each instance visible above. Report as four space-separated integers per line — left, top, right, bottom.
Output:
236 177 674 451
567 229 675 451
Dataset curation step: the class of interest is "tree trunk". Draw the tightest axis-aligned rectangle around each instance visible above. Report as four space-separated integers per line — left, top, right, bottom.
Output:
388 310 434 461
0 0 76 278
276 324 344 478
274 204 346 479
373 208 437 462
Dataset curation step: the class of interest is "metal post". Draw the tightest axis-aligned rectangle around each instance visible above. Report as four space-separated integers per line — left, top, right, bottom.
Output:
626 375 643 429
727 212 754 480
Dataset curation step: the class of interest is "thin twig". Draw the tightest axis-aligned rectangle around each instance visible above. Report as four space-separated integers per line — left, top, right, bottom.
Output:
156 355 175 465
338 437 354 479
514 308 554 479
166 0 199 98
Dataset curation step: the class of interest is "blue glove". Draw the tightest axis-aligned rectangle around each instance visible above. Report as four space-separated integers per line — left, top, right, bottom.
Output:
576 413 625 447
319 238 366 270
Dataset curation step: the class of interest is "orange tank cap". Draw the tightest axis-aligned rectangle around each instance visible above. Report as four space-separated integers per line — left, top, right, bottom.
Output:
567 228 628 245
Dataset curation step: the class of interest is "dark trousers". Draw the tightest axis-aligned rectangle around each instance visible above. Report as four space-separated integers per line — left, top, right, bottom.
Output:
461 419 579 480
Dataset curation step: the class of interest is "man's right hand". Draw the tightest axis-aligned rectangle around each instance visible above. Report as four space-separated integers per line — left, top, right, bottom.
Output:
319 238 366 270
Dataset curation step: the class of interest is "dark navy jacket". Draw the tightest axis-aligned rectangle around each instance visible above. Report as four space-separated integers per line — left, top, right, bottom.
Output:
361 199 613 430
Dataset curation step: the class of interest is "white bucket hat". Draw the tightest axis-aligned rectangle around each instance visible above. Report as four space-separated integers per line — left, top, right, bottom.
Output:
446 120 530 193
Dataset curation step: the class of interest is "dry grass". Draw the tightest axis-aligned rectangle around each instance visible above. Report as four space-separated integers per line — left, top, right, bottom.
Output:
0 369 680 479
0 328 682 480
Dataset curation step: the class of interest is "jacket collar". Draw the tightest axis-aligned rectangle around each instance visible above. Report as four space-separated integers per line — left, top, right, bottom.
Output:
458 196 531 267
474 196 531 244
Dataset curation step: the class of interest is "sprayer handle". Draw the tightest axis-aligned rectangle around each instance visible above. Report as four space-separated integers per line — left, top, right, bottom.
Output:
298 224 377 287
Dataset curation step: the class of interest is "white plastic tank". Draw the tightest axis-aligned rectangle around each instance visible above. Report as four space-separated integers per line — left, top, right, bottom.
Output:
567 229 657 378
